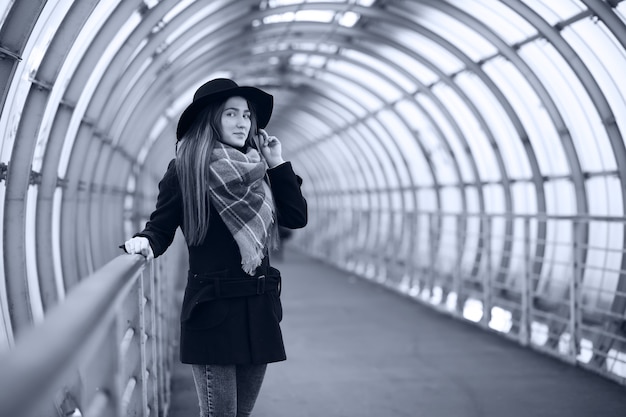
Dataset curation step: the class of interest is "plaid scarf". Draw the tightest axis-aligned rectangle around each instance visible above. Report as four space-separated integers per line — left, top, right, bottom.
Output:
209 142 277 275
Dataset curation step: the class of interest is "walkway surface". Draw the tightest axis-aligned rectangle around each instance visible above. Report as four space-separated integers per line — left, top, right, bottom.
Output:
168 248 626 417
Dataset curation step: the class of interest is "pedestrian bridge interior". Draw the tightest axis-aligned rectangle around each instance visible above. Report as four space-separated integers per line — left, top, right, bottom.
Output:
1 0 626 416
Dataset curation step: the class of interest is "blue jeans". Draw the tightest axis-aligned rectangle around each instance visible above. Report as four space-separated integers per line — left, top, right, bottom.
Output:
191 363 267 417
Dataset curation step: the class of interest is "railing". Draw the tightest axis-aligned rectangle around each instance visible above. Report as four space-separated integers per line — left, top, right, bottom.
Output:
297 209 626 386
0 254 179 417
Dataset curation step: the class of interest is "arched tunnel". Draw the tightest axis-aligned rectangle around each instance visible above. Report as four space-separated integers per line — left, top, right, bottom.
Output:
1 1 626 416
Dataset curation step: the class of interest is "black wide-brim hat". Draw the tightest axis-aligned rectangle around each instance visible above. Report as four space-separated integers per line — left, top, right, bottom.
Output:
176 78 273 140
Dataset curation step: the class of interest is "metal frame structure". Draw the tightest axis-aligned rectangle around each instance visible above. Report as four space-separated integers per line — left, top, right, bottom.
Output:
0 1 626 412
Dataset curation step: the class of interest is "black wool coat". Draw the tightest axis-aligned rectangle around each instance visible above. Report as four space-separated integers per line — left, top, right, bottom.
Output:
135 159 307 365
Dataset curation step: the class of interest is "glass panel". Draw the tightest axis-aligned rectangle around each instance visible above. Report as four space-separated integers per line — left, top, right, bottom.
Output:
441 187 463 213
565 19 626 157
162 0 194 23
328 138 366 190
584 219 623 309
59 11 142 176
511 181 537 215
519 42 617 173
368 43 439 85
359 121 400 188
307 102 349 130
460 213 481 272
308 94 355 125
392 100 439 186
318 71 383 112
617 3 626 25
544 179 576 216
326 59 404 103
164 1 227 47
483 57 570 177
483 184 505 214
465 186 480 213
267 0 345 7
520 0 584 24
346 125 387 189
449 0 537 44
316 80 370 118
538 218 572 297
341 48 416 93
0 1 15 29
587 176 624 217
433 84 501 182
373 110 415 187
394 2 498 62
371 22 465 75
418 188 438 212
456 72 532 179
416 94 476 183
317 143 350 193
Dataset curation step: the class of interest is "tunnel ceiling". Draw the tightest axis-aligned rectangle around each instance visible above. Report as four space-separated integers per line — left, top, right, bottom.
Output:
1 0 626 345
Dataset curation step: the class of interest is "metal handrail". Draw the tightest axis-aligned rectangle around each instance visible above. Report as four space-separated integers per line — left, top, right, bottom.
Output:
0 254 176 416
297 208 626 385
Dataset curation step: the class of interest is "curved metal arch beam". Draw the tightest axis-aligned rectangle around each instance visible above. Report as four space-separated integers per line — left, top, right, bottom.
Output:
246 83 386 262
237 27 468 188
92 0 242 137
131 70 372 252
242 28 503 281
44 0 203 276
0 0 46 114
500 0 626 196
245 26 524 285
511 0 626 340
113 34 407 221
244 24 520 285
0 0 107 336
582 0 626 51
51 1 150 284
0 0 50 348
226 9 540 288
368 0 572 290
101 0 468 218
271 84 386 201
146 28 419 190
106 16 458 280
267 74 422 269
501 0 626 338
133 50 404 270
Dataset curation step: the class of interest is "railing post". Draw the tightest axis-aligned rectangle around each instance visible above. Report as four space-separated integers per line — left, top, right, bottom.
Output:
453 213 462 314
520 217 531 346
139 269 150 417
571 219 583 359
428 212 437 299
147 261 160 417
482 215 492 328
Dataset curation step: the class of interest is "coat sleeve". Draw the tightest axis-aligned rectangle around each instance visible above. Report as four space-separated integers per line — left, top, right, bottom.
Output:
267 161 308 229
134 160 183 257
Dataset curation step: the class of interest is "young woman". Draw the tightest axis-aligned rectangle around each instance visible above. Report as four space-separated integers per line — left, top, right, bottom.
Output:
123 78 307 417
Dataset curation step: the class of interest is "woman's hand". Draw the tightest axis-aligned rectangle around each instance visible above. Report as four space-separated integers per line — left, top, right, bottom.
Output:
257 129 285 168
123 236 154 260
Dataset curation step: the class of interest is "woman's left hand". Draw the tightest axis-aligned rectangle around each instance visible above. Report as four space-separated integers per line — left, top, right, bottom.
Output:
257 129 285 168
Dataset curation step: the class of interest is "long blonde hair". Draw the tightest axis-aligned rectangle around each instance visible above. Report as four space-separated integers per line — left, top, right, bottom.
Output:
175 99 259 245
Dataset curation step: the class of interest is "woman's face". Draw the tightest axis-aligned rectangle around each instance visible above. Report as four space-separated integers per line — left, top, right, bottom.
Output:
219 96 251 148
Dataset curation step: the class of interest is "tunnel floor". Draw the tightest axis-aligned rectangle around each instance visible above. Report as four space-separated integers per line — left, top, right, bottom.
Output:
168 248 626 417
